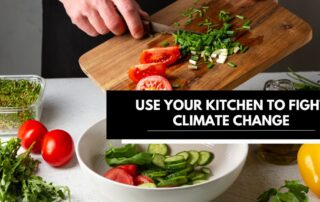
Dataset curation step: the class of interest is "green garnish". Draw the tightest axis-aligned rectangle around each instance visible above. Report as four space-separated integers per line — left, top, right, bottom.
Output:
174 22 180 27
227 62 237 68
0 79 42 132
257 180 309 202
0 138 70 202
219 10 234 22
0 79 41 107
161 41 170 47
236 15 245 20
206 63 215 69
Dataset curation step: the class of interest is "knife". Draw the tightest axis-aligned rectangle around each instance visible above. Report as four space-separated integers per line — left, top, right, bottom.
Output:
142 17 202 35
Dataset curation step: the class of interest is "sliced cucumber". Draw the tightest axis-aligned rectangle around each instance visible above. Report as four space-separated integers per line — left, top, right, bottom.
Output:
192 180 207 185
187 151 200 166
138 183 157 188
142 170 167 178
197 151 214 166
157 176 189 187
166 165 194 179
166 161 187 171
152 154 165 168
148 144 169 156
176 151 190 160
188 171 209 181
201 167 212 175
164 155 185 164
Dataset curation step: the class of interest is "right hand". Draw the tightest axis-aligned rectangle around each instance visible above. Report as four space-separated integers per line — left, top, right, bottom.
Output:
59 0 148 39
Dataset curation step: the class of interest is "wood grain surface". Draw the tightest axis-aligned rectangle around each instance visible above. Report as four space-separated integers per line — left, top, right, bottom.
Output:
79 0 312 90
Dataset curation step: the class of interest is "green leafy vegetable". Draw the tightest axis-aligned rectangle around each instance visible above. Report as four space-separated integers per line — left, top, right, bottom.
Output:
106 152 153 166
0 138 70 202
288 68 320 91
257 180 309 202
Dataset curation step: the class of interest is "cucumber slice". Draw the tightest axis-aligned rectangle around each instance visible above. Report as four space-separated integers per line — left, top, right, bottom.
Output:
197 151 214 166
166 165 194 179
187 151 200 166
152 154 165 168
192 180 207 185
148 144 169 156
176 151 190 160
166 161 187 171
138 183 157 188
157 176 188 187
165 155 185 164
142 170 167 178
188 171 209 181
201 167 212 175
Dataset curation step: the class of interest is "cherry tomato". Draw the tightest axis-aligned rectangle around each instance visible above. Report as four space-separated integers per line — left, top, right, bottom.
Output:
134 175 153 185
140 46 181 66
118 165 137 176
18 120 48 153
128 63 166 83
41 129 74 167
103 168 134 185
136 75 172 91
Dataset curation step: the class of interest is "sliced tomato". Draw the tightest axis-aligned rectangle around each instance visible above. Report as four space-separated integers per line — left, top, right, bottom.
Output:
136 75 172 91
103 168 134 185
140 46 181 66
117 165 137 176
134 175 154 186
128 63 166 83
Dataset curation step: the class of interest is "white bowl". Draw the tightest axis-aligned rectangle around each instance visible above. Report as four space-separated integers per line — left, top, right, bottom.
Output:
76 119 248 202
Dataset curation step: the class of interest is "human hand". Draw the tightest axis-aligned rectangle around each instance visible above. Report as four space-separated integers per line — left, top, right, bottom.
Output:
59 0 148 39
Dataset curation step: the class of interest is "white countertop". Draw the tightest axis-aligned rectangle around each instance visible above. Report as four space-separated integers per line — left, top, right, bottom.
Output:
7 72 320 202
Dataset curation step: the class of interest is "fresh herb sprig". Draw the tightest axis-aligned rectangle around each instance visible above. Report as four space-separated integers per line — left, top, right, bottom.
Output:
0 138 70 202
257 180 309 202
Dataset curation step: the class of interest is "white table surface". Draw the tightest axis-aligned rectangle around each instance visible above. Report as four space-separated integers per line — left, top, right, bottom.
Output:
7 72 320 202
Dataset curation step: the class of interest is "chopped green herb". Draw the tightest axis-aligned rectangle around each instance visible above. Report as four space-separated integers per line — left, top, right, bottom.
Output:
219 10 234 22
206 63 215 69
236 15 245 20
161 41 170 47
174 22 180 27
227 62 237 68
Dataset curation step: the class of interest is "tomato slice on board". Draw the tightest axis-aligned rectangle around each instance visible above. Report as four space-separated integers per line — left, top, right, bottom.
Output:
136 76 172 91
134 175 154 186
140 46 181 66
128 63 166 83
117 165 137 176
103 168 134 185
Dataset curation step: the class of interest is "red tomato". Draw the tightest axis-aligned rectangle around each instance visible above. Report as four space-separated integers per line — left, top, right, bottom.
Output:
134 175 153 185
18 120 48 153
117 165 137 176
128 63 166 83
103 168 134 185
136 76 172 91
140 46 181 66
41 129 74 167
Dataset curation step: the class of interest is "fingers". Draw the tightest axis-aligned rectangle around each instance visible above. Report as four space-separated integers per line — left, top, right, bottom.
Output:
113 0 145 39
97 0 126 36
73 16 99 37
86 10 110 35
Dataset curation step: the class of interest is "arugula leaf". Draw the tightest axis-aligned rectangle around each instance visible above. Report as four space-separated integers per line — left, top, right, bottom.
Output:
0 138 70 202
257 180 309 202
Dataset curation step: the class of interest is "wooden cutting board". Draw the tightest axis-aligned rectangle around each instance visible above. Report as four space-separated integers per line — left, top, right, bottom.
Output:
79 0 312 90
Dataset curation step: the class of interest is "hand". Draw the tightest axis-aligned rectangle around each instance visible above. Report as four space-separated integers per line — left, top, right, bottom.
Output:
59 0 148 39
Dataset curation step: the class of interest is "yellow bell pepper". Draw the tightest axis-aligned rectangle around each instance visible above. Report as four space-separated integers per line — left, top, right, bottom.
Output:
297 144 320 197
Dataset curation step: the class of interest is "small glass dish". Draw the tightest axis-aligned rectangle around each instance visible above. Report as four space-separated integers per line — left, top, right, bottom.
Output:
0 75 45 136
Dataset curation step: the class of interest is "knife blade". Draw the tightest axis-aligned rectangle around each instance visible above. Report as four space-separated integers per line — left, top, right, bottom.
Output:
143 18 202 35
